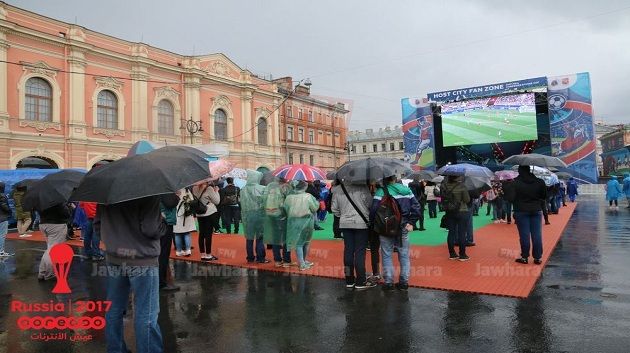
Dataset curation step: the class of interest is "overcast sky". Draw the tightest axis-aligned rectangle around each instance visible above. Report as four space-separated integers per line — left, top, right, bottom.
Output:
9 0 630 130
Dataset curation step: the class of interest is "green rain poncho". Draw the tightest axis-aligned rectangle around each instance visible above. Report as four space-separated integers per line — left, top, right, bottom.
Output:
262 178 291 245
283 181 319 251
240 170 266 240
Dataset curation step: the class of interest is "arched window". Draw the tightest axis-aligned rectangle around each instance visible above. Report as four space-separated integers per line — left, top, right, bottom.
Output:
257 117 268 145
97 90 118 129
157 100 174 135
214 109 227 141
25 77 52 122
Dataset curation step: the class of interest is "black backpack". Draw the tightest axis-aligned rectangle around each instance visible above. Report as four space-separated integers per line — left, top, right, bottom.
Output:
373 186 402 238
441 184 461 212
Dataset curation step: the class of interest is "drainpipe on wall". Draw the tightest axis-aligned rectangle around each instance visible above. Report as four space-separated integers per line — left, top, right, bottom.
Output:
63 32 69 168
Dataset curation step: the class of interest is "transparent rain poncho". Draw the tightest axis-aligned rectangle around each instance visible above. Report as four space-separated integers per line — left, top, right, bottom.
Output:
262 178 291 245
283 181 319 251
240 170 266 240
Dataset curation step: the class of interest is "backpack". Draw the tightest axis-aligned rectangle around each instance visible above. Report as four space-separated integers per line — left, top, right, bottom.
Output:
441 184 461 212
373 186 402 238
433 186 440 197
189 187 208 215
222 186 240 206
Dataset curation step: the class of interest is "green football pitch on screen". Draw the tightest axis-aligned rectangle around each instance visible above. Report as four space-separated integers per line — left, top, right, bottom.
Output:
441 109 537 147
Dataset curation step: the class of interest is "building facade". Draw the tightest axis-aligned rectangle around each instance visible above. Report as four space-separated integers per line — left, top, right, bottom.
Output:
594 120 621 177
599 124 630 177
275 77 348 171
347 126 404 161
0 3 346 171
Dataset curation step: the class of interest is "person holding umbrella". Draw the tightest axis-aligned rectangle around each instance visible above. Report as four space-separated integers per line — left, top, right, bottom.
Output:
10 184 32 238
503 165 547 265
284 181 319 271
37 201 72 280
441 175 471 261
0 182 11 257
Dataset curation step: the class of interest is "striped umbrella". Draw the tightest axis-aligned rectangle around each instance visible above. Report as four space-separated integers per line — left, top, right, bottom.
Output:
272 164 326 181
494 170 518 181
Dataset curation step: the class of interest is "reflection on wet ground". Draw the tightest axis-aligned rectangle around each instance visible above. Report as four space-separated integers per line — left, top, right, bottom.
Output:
1 195 629 352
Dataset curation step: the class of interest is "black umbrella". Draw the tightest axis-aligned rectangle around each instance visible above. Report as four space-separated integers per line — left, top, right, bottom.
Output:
408 170 436 180
502 153 567 168
22 170 85 211
463 176 492 193
325 170 337 180
336 157 411 184
14 178 39 189
70 147 211 204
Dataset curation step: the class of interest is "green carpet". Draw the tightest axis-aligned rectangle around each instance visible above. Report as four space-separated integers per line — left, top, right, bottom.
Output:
219 208 495 247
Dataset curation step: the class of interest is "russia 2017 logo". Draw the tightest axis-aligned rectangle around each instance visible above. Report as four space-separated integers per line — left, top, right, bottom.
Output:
11 243 110 342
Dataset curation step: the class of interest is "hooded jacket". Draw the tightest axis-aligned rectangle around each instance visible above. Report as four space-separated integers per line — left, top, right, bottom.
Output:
622 173 630 197
241 170 266 214
441 179 470 213
606 178 623 200
331 184 372 229
504 171 547 212
0 182 10 223
370 182 422 227
95 195 167 266
566 177 579 196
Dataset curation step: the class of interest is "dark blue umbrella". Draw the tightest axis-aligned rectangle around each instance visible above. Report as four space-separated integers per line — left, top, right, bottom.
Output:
437 163 493 178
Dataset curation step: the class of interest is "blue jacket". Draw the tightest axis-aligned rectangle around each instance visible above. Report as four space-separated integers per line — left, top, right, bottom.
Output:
370 182 421 228
606 178 623 201
566 178 578 196
623 173 630 197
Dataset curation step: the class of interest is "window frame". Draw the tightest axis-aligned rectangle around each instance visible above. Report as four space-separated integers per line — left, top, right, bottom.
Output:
214 108 228 141
96 90 119 129
24 77 53 122
157 99 175 135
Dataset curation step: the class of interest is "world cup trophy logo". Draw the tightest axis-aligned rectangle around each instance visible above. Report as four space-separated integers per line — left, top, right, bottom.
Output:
50 243 74 294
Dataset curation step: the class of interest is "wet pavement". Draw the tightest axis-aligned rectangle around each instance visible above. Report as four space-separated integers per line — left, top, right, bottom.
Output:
1 194 629 353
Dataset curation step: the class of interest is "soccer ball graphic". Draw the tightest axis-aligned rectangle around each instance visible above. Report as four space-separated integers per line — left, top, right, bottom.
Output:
548 95 566 111
403 153 412 162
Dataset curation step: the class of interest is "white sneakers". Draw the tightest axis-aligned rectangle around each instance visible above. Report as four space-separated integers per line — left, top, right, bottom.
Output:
18 234 32 238
0 251 13 257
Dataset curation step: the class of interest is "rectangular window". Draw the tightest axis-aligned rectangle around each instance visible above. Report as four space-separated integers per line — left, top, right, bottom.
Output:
352 145 356 153
288 153 293 164
298 108 303 120
308 111 314 122
308 130 314 144
390 142 395 151
287 126 293 141
373 144 377 152
298 128 304 142
362 145 367 153
299 154 304 164
381 143 386 152
309 155 314 166
399 142 404 150
286 106 293 118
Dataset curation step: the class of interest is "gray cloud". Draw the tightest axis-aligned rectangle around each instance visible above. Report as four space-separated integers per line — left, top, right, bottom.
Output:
10 0 630 128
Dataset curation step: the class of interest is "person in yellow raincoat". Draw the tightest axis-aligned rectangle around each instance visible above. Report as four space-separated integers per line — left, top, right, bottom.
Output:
240 170 268 264
263 176 292 267
284 180 319 271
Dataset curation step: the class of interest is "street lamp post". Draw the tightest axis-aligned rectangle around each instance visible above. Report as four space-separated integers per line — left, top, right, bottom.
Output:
180 117 204 144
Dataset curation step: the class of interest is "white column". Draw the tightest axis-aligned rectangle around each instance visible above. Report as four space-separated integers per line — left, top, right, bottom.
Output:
68 48 87 139
0 8 9 133
184 76 200 144
241 89 253 144
131 64 149 141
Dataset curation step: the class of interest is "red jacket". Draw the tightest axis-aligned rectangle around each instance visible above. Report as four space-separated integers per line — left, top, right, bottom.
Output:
80 202 97 219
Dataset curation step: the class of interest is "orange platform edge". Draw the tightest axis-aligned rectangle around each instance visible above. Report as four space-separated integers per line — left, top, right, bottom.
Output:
7 203 576 298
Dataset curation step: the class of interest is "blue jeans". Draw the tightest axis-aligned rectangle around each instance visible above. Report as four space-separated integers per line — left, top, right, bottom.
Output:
342 228 369 285
427 200 438 218
492 200 503 220
82 219 102 257
105 265 162 353
272 244 291 263
296 243 310 266
0 221 8 253
380 228 410 285
447 211 468 256
174 232 191 252
514 211 543 260
465 209 474 243
246 237 266 262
